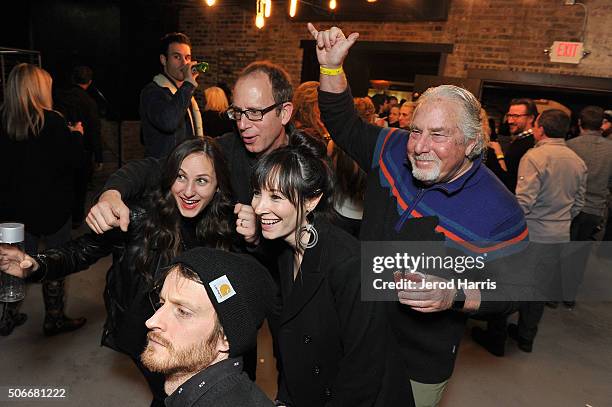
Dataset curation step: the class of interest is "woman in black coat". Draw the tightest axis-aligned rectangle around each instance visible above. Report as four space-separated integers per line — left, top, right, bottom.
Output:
0 138 235 407
0 63 86 337
244 132 410 407
202 86 234 138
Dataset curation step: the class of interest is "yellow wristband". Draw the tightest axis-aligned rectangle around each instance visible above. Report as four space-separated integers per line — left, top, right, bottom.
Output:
320 66 344 76
496 154 505 160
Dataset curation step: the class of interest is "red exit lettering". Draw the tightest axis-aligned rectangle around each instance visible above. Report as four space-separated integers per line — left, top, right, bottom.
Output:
557 43 578 57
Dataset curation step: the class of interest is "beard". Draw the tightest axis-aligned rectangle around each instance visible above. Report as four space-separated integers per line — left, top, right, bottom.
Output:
408 153 441 183
141 331 219 376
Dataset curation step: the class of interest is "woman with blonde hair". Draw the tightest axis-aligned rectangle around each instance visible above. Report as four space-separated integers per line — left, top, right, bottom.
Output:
0 63 85 336
481 108 509 185
202 86 234 137
292 81 329 142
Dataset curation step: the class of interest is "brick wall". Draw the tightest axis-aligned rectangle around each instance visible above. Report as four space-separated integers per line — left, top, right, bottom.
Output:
180 0 611 92
100 119 143 164
120 121 145 162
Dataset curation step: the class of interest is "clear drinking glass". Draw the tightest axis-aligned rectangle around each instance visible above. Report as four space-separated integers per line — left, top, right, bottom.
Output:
0 223 26 302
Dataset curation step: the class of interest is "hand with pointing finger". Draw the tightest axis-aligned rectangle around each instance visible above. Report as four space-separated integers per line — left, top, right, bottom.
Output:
307 23 359 69
86 190 131 234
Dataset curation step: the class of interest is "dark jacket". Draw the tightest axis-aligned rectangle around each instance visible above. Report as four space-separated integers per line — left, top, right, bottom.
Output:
0 110 82 235
203 110 235 138
28 205 196 358
319 87 529 383
275 218 413 407
140 78 197 158
165 357 274 407
54 85 103 162
505 132 535 193
484 147 510 187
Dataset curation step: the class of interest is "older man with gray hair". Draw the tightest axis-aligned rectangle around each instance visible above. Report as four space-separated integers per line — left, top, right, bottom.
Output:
309 23 528 407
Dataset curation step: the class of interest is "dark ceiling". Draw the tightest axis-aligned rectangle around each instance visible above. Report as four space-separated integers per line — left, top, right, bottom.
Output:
287 0 450 22
177 0 451 22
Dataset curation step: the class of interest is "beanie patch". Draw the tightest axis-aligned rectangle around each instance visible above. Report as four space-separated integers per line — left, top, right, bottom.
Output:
208 275 236 303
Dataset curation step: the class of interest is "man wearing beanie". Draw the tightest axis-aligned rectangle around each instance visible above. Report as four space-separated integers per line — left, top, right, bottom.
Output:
141 248 276 407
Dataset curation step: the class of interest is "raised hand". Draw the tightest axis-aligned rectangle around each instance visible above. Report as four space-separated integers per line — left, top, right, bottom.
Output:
234 203 260 245
86 190 130 234
181 61 199 86
307 23 359 68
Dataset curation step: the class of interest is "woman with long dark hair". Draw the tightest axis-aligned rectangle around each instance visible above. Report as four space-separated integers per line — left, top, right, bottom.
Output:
0 137 234 407
328 140 367 237
0 63 86 337
242 131 409 407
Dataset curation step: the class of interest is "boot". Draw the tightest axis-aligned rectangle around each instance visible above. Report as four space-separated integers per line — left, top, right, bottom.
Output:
472 326 506 357
42 279 86 336
0 301 27 336
507 323 533 353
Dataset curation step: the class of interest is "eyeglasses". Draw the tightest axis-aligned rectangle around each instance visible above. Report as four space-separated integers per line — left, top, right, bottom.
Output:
506 113 530 119
226 101 286 122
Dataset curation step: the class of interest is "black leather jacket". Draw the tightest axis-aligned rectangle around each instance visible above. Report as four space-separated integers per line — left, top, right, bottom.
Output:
30 206 174 358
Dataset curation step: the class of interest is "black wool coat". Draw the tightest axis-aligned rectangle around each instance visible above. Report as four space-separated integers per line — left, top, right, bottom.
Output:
275 218 414 407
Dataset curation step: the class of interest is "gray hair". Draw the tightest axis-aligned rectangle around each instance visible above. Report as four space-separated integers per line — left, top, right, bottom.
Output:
415 85 486 160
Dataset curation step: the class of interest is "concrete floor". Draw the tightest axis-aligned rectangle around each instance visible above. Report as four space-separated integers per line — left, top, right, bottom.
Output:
1 173 611 406
2 239 611 407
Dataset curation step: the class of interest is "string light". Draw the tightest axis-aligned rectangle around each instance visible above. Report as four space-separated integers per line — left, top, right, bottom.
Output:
256 13 265 28
256 0 265 29
264 0 271 18
289 0 298 17
329 0 337 10
205 0 215 5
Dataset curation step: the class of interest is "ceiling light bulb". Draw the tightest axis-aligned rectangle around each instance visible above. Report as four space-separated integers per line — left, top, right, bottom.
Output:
264 0 271 17
256 13 265 29
289 0 297 17
205 0 215 5
329 0 337 10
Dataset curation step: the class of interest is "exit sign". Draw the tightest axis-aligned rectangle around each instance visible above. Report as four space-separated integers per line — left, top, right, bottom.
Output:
549 41 584 64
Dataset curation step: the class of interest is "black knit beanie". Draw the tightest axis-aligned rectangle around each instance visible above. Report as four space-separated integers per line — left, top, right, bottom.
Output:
170 247 277 357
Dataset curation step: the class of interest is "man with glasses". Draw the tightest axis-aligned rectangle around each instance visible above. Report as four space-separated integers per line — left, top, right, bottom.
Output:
503 98 538 192
87 60 294 233
141 32 204 159
83 61 294 379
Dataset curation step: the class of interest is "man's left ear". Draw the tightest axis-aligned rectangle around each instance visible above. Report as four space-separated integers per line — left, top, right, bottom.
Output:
465 139 477 158
219 335 230 353
280 102 294 126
